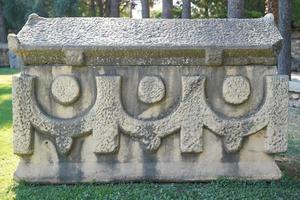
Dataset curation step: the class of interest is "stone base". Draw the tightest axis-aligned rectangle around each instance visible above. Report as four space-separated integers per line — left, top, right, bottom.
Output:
14 161 281 183
14 130 281 183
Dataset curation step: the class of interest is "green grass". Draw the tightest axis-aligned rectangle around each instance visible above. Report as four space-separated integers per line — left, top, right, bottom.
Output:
0 68 300 199
0 68 19 200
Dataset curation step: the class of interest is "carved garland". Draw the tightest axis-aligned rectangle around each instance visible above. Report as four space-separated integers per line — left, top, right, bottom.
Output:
12 74 288 156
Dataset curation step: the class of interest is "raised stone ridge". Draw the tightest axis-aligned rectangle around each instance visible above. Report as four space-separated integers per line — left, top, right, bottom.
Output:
11 13 282 51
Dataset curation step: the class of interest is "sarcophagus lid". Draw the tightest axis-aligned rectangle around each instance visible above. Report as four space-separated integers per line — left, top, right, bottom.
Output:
9 13 282 66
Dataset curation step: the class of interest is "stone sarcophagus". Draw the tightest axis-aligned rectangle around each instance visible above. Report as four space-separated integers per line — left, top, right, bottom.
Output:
8 13 288 183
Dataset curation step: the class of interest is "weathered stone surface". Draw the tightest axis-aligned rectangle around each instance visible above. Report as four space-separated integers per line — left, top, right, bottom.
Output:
222 76 251 104
64 50 84 66
138 76 165 103
205 48 223 66
289 80 300 93
51 75 80 105
14 14 281 49
8 14 281 66
289 81 300 108
9 14 289 183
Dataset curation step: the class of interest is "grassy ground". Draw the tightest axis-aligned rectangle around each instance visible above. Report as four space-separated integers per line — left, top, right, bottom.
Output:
0 68 300 199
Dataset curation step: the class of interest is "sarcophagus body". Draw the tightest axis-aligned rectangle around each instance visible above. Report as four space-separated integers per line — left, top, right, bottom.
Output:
8 14 288 183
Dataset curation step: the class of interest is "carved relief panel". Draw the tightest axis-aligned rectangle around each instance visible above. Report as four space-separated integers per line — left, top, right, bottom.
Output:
13 66 288 156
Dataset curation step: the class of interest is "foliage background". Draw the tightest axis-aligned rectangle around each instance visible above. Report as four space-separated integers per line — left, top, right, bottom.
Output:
1 0 300 35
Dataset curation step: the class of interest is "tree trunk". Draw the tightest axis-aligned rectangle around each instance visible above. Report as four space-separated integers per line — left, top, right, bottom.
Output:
182 0 191 19
0 3 7 43
104 0 110 17
265 0 279 25
278 0 291 77
227 0 244 18
90 0 96 16
97 0 104 17
162 0 172 19
110 0 120 17
141 0 150 18
204 4 209 18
